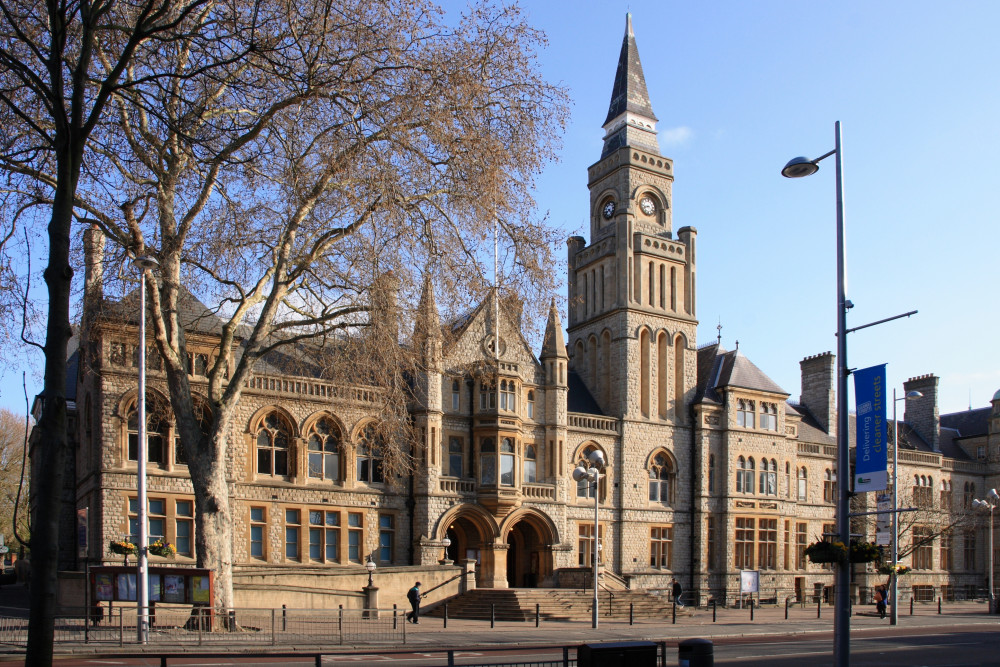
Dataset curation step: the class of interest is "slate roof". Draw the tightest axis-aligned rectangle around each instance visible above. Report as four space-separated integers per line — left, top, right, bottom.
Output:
108 286 226 335
567 369 604 416
940 407 991 439
604 14 657 126
695 343 788 403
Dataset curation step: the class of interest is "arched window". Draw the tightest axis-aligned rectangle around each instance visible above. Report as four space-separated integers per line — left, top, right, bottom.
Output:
256 411 290 477
499 380 516 412
657 332 668 419
451 379 461 411
307 417 341 481
785 461 791 498
523 444 537 483
736 456 755 494
648 452 673 503
526 390 535 419
940 480 952 509
480 437 497 485
913 474 933 508
479 378 497 411
760 402 778 431
640 329 650 417
127 393 169 465
499 437 515 487
737 399 755 428
797 467 808 501
823 469 837 503
963 482 976 509
356 424 384 483
759 458 777 496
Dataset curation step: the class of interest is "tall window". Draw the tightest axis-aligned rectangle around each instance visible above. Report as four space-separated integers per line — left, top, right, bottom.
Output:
648 452 673 503
378 514 394 563
940 531 953 571
797 467 808 501
175 500 193 557
309 510 340 563
481 437 497 485
912 527 933 570
129 497 166 546
736 456 755 494
526 390 535 419
499 438 515 486
447 436 464 477
785 462 791 498
737 399 755 428
285 509 301 561
964 482 976 509
823 469 837 503
307 417 341 481
796 522 808 569
578 524 603 566
783 520 791 570
524 445 537 483
479 380 496 411
127 393 168 464
708 454 715 493
451 379 461 411
735 518 755 569
760 402 778 431
256 412 290 477
356 424 384 483
347 512 363 563
707 517 717 569
913 475 933 508
499 380 516 412
250 506 266 560
940 480 953 509
760 458 777 496
964 530 976 570
758 518 777 570
650 526 672 568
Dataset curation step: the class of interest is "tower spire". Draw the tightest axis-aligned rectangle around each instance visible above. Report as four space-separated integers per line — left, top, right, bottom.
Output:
602 13 659 158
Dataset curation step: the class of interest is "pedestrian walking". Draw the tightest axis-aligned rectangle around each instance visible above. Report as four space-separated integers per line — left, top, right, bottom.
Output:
875 585 887 619
406 581 423 624
672 578 683 608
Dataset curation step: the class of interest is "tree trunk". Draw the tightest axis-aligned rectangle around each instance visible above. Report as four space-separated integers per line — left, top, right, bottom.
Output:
27 152 80 666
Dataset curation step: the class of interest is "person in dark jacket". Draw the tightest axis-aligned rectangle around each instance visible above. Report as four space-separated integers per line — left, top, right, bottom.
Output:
406 581 423 623
671 578 683 607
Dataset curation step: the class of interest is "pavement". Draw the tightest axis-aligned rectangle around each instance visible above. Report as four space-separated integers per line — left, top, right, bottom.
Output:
0 581 997 659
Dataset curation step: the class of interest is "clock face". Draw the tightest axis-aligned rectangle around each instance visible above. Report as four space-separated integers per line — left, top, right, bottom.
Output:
602 201 615 219
640 196 656 216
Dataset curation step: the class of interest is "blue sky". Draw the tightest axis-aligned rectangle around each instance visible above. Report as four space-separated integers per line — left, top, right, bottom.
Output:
2 0 998 418
514 0 1000 415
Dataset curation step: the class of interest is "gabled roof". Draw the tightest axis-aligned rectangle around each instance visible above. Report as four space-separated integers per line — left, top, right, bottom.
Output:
695 343 787 403
108 285 226 335
940 407 990 439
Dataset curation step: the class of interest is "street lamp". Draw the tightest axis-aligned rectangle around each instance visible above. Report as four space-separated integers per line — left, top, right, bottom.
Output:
973 488 999 614
365 553 377 588
441 536 452 565
890 389 922 626
133 255 158 644
782 122 850 667
572 449 605 629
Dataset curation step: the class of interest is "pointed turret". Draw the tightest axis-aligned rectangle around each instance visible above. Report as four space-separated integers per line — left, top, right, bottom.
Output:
601 13 660 158
541 299 568 361
414 275 441 365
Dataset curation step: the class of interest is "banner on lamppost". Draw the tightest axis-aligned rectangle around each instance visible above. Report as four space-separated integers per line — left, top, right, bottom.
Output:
876 493 892 545
854 364 887 493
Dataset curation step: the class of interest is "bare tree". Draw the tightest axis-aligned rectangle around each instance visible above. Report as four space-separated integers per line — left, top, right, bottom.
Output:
0 0 252 661
78 0 568 612
0 408 30 549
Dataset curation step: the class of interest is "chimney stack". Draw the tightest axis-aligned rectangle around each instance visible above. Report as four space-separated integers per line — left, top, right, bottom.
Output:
903 374 939 452
799 352 836 435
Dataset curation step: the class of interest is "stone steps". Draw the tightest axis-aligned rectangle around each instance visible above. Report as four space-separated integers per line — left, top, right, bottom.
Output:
424 588 684 622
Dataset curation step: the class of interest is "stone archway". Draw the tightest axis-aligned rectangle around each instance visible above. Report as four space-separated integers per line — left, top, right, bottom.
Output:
436 505 499 588
500 509 558 588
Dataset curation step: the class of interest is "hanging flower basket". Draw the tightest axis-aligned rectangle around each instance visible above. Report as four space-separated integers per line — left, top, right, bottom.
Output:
148 539 177 558
109 539 137 556
878 563 911 576
849 541 881 563
805 540 847 564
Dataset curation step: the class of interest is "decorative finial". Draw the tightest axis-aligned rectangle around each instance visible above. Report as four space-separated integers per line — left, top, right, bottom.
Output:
716 318 722 346
735 339 739 351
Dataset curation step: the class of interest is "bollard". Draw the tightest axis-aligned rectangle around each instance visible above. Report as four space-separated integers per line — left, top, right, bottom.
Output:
338 605 344 644
282 604 287 631
393 604 397 630
536 603 540 627
563 646 570 666
630 602 634 626
910 598 914 616
271 609 276 646
785 597 789 620
447 649 455 667
817 597 821 618
678 638 714 667
228 609 236 632
444 602 448 628
712 599 716 623
673 600 677 624
491 603 495 628
750 600 754 622
938 597 942 614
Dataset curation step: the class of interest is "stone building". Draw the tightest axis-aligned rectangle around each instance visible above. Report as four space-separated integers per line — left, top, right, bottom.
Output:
46 14 1000 609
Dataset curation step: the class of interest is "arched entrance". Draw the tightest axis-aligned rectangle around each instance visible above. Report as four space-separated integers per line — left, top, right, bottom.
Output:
436 505 499 588
501 510 558 588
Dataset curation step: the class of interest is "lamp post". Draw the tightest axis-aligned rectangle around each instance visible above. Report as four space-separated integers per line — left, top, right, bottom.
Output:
973 488 999 614
365 553 377 588
890 388 922 625
782 121 849 667
572 449 605 629
441 536 452 565
133 255 158 644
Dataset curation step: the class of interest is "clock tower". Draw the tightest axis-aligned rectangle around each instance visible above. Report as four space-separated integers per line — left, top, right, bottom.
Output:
566 13 698 422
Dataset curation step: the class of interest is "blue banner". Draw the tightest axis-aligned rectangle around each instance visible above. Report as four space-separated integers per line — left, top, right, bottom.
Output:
854 364 887 492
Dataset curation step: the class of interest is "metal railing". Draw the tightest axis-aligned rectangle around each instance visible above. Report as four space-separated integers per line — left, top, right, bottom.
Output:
0 606 405 647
